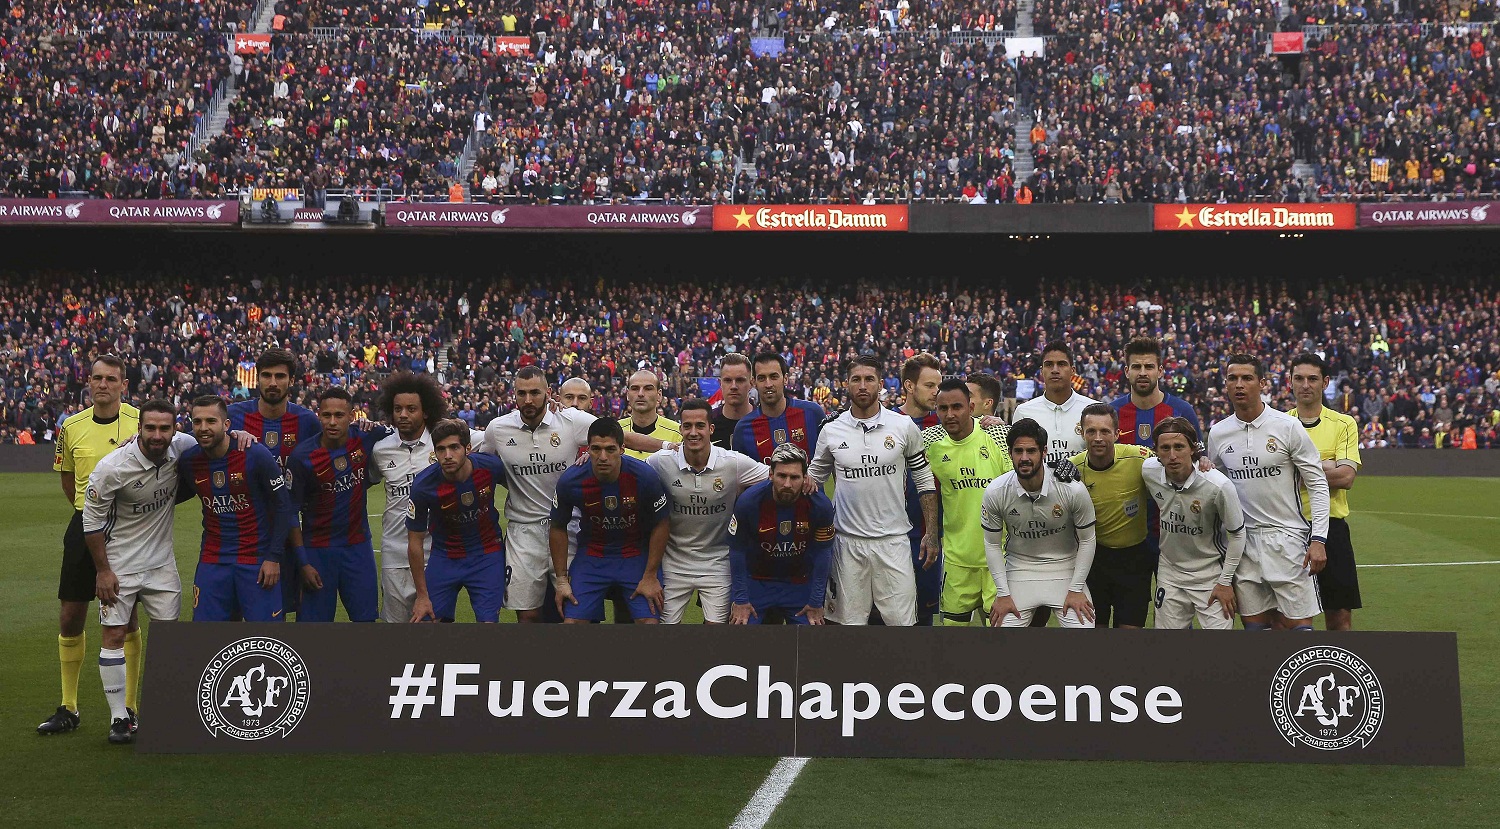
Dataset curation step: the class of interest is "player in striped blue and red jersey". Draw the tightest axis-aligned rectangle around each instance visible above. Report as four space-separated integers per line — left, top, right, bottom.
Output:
732 351 825 464
728 444 836 625
1111 338 1200 449
551 418 671 623
227 348 321 617
178 396 296 622
406 420 508 623
286 388 393 622
897 354 944 625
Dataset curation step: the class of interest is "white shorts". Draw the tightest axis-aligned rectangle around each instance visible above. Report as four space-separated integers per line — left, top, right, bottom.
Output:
1154 582 1234 630
662 574 730 624
381 567 416 623
1236 528 1322 620
996 578 1094 628
99 564 180 627
504 521 554 611
829 533 915 626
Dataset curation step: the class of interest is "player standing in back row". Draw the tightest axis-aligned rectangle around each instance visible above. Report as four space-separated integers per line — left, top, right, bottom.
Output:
1112 337 1201 448
1208 355 1330 631
809 356 937 626
647 399 768 624
897 353 944 625
733 351 825 464
1012 343 1098 468
1287 352 1362 631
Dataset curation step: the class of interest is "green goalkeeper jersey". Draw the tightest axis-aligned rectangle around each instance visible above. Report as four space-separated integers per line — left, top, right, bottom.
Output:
923 420 1012 568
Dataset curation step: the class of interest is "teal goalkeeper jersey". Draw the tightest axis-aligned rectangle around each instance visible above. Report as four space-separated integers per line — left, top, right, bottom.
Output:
923 420 1012 569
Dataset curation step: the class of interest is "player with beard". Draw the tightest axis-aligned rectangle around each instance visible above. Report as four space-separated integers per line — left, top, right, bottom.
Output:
733 351 825 464
1112 338 1200 449
728 444 836 625
897 353 944 625
228 348 321 618
485 367 669 622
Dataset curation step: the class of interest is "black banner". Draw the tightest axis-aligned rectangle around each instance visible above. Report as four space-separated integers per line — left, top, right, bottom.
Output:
140 625 1463 764
909 204 1153 234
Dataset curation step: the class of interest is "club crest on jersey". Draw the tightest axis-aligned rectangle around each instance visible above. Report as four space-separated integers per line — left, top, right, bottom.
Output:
791 428 805 442
1052 504 1064 519
604 495 618 511
213 471 226 488
779 520 792 535
1139 423 1152 441
1267 437 1280 453
979 445 990 459
550 432 562 447
461 491 474 507
351 449 365 466
334 456 348 472
774 428 787 444
795 521 809 533
1191 500 1202 514
230 472 245 486
622 496 637 510
712 477 724 492
265 430 279 446
428 452 437 464
884 435 896 450
87 486 99 502
282 433 296 447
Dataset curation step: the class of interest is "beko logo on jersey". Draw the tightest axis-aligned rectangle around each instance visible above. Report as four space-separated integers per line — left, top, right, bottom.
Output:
200 637 310 741
1270 647 1383 751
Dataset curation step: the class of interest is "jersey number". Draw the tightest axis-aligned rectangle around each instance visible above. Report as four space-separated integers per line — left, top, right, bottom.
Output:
1153 587 1166 610
505 565 513 586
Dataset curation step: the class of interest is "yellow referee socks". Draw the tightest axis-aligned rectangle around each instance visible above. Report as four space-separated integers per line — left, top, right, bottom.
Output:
59 633 86 713
123 629 143 712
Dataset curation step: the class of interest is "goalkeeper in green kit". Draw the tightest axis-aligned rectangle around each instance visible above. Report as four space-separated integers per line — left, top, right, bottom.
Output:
922 379 1012 625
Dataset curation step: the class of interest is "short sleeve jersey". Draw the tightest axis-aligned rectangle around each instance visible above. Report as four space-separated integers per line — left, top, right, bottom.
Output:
728 482 836 586
1068 443 1153 549
406 454 508 560
923 420 1012 568
228 400 322 469
287 424 391 548
646 446 769 579
552 455 670 559
1112 392 1201 448
55 404 141 510
484 407 595 523
82 431 196 575
1287 406 1361 521
619 416 680 460
732 398 825 464
1012 391 1099 467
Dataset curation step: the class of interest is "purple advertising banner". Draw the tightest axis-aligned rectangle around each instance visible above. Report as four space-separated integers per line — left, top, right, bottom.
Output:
1359 201 1500 229
382 204 711 230
0 199 238 225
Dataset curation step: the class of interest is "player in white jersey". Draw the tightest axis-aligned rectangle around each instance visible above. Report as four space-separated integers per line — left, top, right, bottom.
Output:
647 399 769 623
808 356 937 626
484 366 671 621
372 372 485 623
1141 418 1245 630
981 418 1098 628
1207 354 1330 631
83 400 252 743
1011 342 1099 469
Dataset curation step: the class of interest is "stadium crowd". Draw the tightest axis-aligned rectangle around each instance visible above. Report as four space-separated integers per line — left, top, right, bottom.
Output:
5 0 1497 202
2 270 1496 449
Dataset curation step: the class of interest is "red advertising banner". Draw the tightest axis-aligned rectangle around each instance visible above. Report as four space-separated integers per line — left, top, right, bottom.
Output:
712 205 909 231
234 33 272 54
494 36 532 56
0 199 239 225
1359 201 1500 229
1271 32 1305 55
382 204 710 230
1154 203 1356 231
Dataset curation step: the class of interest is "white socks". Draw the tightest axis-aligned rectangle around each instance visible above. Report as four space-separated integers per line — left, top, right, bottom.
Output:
99 647 127 722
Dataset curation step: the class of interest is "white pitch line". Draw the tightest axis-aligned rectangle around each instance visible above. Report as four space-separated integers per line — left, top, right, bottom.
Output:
730 757 810 829
1363 510 1500 521
1359 560 1500 569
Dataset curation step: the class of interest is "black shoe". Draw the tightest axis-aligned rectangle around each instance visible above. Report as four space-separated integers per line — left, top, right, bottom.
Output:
108 717 134 745
127 708 138 734
37 706 80 735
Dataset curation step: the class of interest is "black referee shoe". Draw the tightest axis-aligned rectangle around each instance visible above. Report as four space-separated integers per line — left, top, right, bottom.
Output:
127 708 138 734
108 718 134 745
36 706 80 735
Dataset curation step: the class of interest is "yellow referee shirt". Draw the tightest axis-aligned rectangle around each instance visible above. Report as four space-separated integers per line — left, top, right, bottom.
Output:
1288 406 1360 520
619 416 680 460
54 403 140 511
1070 443 1153 549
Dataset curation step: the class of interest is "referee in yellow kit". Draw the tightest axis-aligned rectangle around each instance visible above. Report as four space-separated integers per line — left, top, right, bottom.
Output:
619 368 681 460
1289 353 1362 631
38 356 140 735
1072 403 1156 629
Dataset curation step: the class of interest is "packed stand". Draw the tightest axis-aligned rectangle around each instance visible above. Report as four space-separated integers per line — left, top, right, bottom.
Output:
0 21 231 198
205 30 491 198
777 0 1016 33
3 270 1497 449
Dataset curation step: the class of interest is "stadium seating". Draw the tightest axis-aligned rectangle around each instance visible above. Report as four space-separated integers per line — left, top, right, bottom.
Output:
1 271 1495 449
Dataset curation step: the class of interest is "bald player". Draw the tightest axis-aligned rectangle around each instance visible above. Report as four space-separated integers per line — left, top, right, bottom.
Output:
559 378 594 412
620 369 680 460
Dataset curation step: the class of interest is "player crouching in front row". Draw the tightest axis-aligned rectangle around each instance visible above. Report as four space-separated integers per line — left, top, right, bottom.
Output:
981 419 1098 628
728 444 836 624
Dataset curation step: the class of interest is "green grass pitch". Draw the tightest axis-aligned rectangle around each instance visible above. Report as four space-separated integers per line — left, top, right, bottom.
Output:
2 473 1496 827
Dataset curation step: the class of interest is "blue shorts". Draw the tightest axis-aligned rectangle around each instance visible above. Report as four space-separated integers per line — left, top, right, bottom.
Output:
193 561 284 622
297 541 378 623
746 580 815 625
427 553 505 622
911 534 942 620
567 556 656 622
